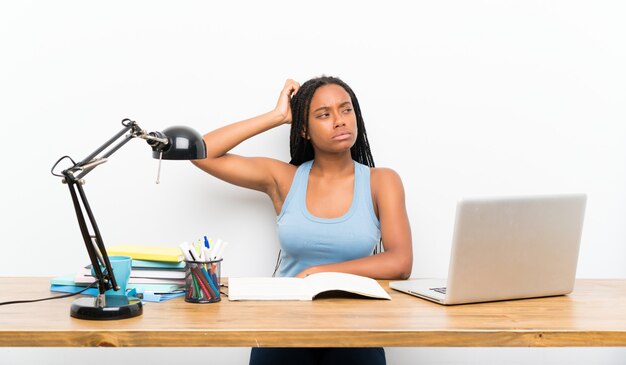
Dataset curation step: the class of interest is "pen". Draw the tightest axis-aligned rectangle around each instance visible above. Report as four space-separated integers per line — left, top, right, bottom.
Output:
200 266 219 298
194 241 201 258
213 240 229 260
202 247 211 262
188 249 197 261
210 264 219 288
206 239 217 260
198 246 206 262
191 274 201 298
179 242 194 261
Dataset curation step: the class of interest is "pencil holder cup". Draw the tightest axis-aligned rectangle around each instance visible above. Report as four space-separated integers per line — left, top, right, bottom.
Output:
184 259 222 303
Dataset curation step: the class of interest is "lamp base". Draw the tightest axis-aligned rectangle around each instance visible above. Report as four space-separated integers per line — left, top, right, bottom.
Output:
70 295 143 320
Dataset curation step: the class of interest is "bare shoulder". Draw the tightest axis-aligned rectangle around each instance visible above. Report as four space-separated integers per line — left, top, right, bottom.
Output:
369 167 407 216
265 158 297 179
370 167 404 189
249 157 295 185
256 156 295 170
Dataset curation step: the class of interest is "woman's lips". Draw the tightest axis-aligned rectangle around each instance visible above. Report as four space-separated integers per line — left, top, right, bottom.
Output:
332 132 352 140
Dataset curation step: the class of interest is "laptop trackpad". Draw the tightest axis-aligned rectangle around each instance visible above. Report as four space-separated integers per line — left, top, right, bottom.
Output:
390 278 447 301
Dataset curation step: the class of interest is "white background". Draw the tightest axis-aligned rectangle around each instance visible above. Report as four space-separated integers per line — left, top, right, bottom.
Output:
1 0 625 363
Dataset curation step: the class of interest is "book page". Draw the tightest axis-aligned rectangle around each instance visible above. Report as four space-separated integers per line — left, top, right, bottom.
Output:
304 272 391 300
228 277 311 300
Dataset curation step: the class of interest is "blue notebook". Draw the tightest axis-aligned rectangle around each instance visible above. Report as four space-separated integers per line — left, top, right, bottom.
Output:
50 284 185 302
132 259 186 269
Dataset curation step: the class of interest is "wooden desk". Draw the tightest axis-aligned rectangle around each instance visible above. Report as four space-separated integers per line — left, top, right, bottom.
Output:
1 278 625 347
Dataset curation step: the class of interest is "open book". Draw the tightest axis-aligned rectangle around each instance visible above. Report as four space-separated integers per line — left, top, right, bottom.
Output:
228 272 391 301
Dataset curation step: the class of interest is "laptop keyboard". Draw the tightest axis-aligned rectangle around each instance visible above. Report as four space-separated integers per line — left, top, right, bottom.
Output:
430 287 447 295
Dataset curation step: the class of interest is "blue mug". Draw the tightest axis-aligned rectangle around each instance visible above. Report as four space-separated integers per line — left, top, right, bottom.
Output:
91 255 132 295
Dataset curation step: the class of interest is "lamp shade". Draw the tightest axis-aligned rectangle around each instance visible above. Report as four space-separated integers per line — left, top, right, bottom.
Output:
151 126 207 160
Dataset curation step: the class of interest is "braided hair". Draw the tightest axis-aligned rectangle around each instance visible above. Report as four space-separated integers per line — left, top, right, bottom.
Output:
289 76 375 167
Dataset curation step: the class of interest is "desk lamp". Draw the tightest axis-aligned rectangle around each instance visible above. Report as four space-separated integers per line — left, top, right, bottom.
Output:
51 118 206 320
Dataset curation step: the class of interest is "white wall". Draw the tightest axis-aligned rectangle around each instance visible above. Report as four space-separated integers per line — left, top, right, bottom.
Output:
1 0 625 363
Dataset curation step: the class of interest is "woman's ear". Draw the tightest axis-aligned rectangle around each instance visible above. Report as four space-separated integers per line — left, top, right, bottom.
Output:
300 127 310 140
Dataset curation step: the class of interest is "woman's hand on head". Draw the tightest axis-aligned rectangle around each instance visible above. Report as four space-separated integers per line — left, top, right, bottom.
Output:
274 79 300 125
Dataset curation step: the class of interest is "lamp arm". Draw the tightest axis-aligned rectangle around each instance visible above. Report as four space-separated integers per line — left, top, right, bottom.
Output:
63 177 116 295
75 120 137 169
70 119 168 181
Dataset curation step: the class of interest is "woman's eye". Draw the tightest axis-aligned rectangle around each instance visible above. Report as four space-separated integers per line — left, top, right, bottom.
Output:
342 108 353 113
317 113 329 118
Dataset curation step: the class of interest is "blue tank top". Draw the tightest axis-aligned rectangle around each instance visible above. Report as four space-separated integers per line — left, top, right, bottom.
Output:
276 160 381 277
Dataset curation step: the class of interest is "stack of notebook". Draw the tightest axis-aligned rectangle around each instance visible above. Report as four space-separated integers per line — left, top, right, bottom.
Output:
50 244 186 302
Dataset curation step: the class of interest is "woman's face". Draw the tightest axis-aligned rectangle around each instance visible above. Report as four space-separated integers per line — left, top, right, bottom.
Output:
306 84 358 154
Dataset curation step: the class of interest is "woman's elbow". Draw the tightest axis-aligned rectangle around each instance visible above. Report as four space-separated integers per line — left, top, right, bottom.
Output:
390 252 412 280
397 264 412 280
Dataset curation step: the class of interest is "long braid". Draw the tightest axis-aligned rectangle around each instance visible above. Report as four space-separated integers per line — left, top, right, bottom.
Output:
289 83 316 165
289 76 375 168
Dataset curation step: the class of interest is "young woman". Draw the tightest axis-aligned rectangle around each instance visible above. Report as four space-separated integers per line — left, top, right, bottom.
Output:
192 76 413 365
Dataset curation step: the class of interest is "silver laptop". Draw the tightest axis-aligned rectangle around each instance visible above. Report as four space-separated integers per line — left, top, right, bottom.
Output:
390 194 587 305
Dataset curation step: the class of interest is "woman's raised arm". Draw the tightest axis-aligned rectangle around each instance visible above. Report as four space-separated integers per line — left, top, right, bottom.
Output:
191 79 299 194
